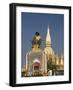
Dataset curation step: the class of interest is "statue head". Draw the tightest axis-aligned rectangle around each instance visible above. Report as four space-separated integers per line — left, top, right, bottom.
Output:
35 32 40 36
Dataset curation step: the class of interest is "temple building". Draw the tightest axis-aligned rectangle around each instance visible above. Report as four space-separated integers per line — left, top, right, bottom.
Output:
22 26 64 77
25 32 47 76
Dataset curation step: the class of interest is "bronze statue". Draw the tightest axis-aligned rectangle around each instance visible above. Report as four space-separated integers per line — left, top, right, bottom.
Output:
32 32 41 48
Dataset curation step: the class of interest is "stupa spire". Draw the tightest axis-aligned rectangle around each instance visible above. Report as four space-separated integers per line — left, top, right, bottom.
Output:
46 25 51 47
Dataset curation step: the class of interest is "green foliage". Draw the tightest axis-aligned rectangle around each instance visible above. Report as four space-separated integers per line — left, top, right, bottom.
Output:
47 60 56 70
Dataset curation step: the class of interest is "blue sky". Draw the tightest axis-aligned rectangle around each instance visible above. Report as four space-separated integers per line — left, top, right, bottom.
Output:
21 12 64 67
